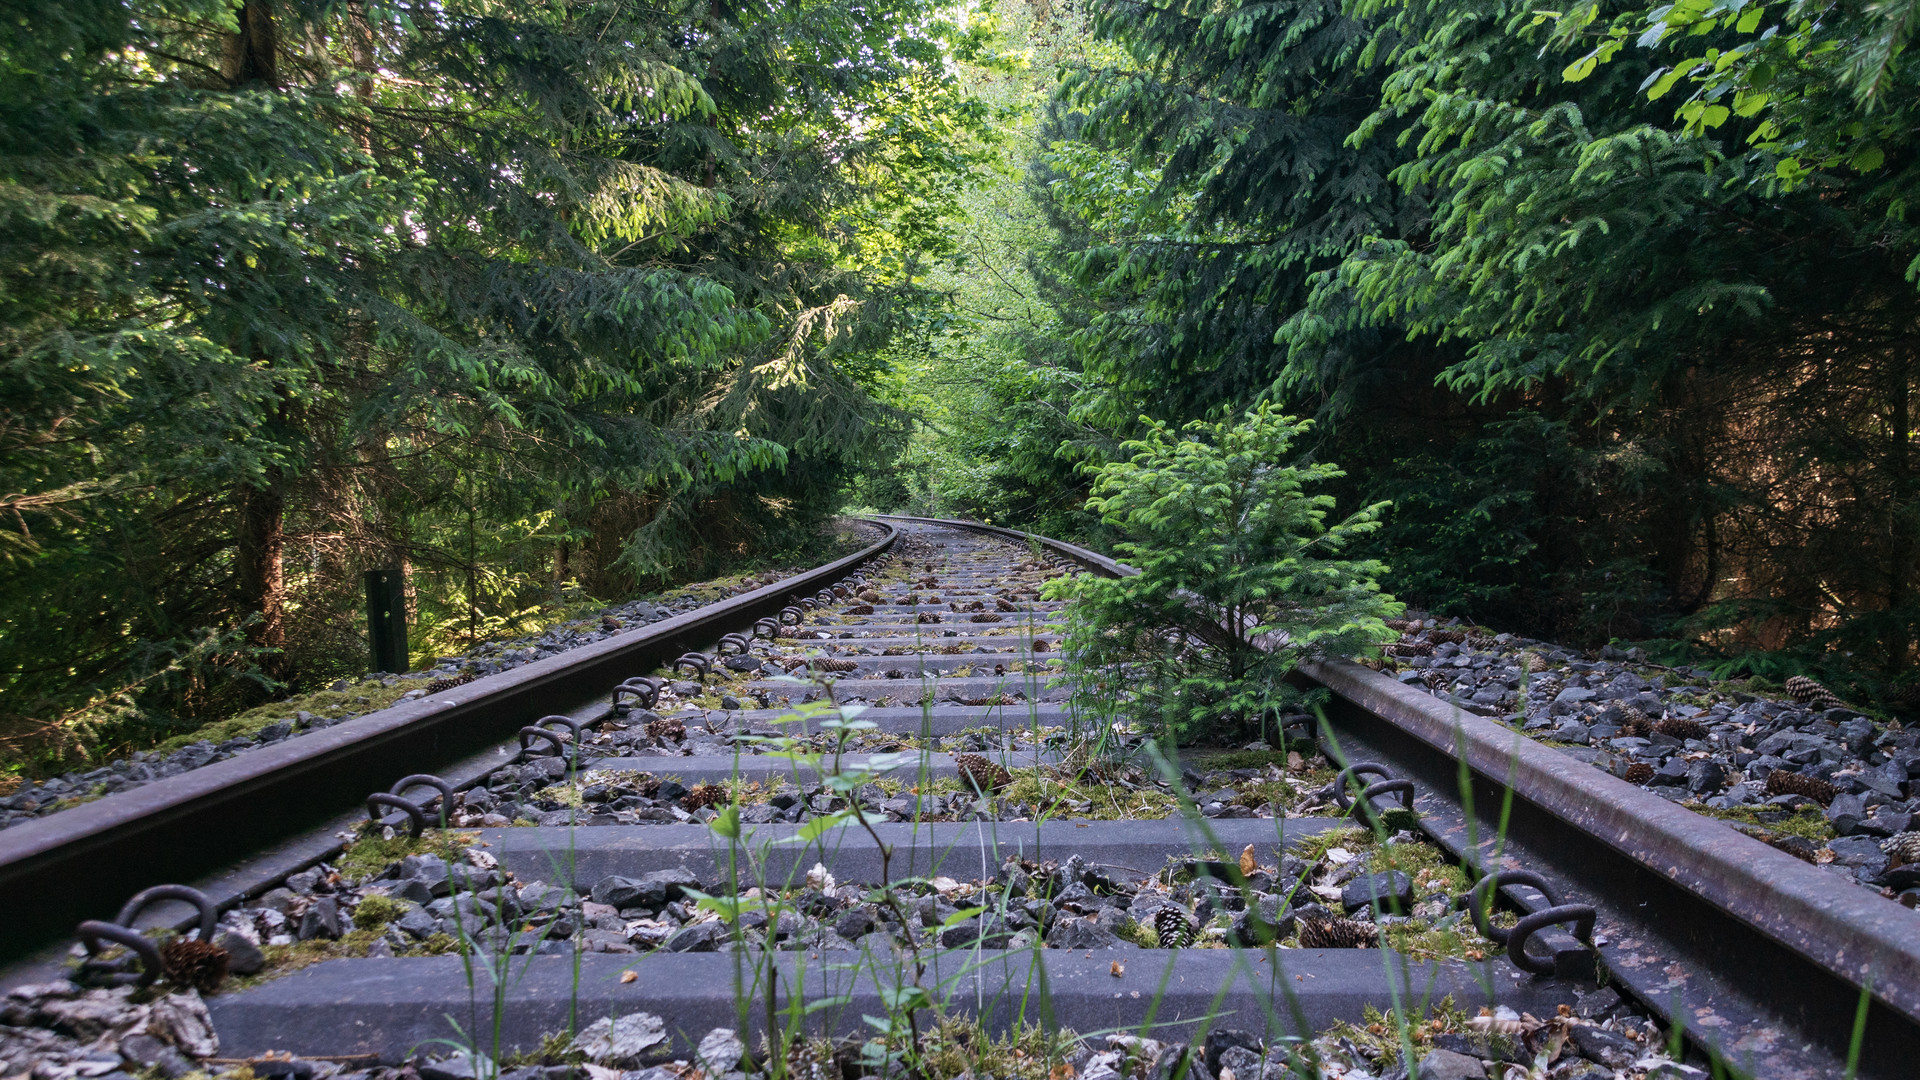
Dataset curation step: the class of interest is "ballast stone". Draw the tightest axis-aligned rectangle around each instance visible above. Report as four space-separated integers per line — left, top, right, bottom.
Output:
570 1011 667 1068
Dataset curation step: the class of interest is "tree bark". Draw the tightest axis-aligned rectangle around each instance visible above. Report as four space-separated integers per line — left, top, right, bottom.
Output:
235 478 289 680
224 0 285 679
1886 343 1915 672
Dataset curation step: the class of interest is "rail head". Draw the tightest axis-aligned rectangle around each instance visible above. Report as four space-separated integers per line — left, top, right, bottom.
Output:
866 514 1133 578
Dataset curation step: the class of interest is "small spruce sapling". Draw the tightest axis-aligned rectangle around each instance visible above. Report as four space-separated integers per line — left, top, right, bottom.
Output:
1048 405 1402 741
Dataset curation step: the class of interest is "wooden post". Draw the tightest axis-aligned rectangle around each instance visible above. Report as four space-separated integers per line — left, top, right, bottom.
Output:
364 569 409 673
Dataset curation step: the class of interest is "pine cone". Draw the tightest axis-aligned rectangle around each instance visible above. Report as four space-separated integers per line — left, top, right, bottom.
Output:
1528 676 1563 700
1385 642 1433 658
682 783 729 810
970 613 1004 623
1655 716 1709 742
425 673 475 695
1618 708 1652 738
1429 629 1467 645
601 616 622 632
1467 634 1499 649
1524 653 1550 674
1883 831 1920 868
1297 914 1379 949
955 753 1012 792
645 717 686 742
1765 768 1836 805
161 938 229 993
858 590 881 603
996 598 1018 612
845 604 874 615
1785 675 1847 712
1623 762 1654 785
1153 906 1196 948
816 658 858 673
916 612 942 624
1384 619 1417 632
1031 639 1052 652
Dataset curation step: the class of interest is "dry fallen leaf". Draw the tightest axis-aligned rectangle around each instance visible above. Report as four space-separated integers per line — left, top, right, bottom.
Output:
620 970 638 984
1239 844 1257 878
1109 960 1125 977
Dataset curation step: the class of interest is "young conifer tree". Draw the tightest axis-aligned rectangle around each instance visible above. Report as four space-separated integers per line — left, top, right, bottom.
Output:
1050 403 1401 740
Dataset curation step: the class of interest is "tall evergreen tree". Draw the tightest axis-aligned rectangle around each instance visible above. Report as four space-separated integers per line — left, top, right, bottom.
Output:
0 0 987 765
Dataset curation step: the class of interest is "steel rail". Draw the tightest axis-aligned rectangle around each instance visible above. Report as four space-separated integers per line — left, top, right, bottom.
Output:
879 513 1920 1078
1303 659 1920 1011
0 521 900 961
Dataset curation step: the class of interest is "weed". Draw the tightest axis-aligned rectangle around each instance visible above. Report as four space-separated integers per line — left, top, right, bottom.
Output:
919 1018 1081 1080
1325 999 1476 1069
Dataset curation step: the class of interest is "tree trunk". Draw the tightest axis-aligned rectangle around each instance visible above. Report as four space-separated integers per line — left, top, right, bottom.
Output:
221 0 280 89
1886 343 1915 672
235 479 289 680
347 0 376 150
225 0 285 679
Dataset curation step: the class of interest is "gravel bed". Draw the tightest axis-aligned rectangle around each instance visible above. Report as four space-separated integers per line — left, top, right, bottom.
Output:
4 928 1700 1080
66 791 1485 982
1378 617 1920 901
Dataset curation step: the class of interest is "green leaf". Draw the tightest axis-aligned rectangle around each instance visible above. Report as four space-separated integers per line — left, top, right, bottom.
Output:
1563 52 1600 82
940 905 988 927
786 810 854 843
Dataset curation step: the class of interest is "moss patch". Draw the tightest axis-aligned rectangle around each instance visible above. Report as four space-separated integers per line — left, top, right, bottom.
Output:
351 893 411 931
224 928 386 989
334 830 478 883
152 684 413 757
1698 803 1835 843
998 768 1179 820
1186 749 1294 771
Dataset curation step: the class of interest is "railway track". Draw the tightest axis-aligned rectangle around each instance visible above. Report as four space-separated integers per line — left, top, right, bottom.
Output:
2 517 1916 1080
